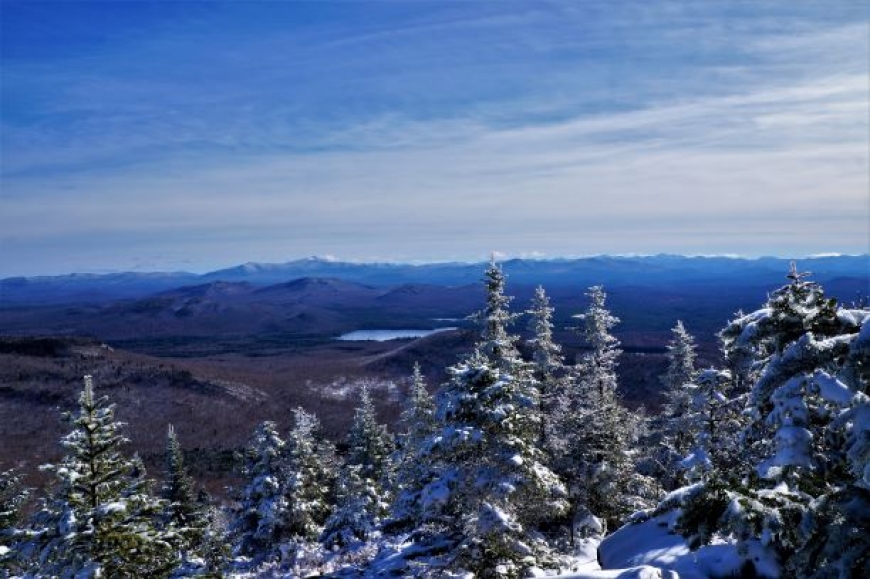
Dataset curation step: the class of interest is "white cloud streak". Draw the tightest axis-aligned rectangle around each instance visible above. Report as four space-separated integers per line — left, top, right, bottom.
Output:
1 8 867 275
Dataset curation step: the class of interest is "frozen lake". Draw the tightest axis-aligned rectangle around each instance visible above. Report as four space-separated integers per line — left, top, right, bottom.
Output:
336 327 457 341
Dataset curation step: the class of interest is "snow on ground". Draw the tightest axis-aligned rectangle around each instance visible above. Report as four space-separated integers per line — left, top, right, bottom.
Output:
223 510 780 578
598 510 778 579
312 376 402 402
552 567 677 579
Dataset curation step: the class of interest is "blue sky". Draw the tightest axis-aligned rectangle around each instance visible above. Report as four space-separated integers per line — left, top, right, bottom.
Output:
1 1 867 276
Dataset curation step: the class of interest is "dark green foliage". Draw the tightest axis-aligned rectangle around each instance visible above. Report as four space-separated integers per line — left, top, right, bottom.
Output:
402 262 567 576
230 420 289 560
19 376 178 578
283 407 335 540
162 424 209 553
677 266 870 576
787 486 870 579
673 476 732 549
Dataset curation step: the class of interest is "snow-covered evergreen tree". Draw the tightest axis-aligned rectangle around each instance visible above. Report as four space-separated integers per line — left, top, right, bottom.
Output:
345 387 394 516
676 265 870 576
664 320 698 394
0 468 28 531
400 363 435 453
406 261 567 578
16 376 177 578
283 407 334 541
320 388 393 549
652 321 700 489
387 363 436 531
230 420 289 561
554 286 655 535
474 256 522 370
527 285 564 448
0 468 29 568
677 368 741 482
161 424 209 555
661 320 698 451
320 464 379 549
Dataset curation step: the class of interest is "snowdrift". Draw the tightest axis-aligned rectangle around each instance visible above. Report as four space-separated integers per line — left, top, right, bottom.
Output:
598 510 778 579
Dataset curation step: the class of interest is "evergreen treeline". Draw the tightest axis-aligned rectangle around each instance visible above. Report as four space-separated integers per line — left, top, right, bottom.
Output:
1 261 866 578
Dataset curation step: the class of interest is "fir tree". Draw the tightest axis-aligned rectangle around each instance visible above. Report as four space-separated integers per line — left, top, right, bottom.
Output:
407 261 567 578
654 321 699 489
663 320 698 394
346 387 394 488
0 468 29 570
320 464 379 548
527 285 564 448
283 407 334 541
161 424 209 554
677 368 741 482
230 420 289 561
387 363 436 531
554 286 654 535
196 507 231 578
474 256 522 370
18 376 177 578
676 265 870 575
320 388 393 549
400 363 436 454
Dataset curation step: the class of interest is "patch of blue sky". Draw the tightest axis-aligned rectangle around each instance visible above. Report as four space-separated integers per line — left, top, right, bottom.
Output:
0 1 867 275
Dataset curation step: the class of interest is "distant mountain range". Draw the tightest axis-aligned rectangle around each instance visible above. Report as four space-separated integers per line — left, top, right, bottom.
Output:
2 254 867 306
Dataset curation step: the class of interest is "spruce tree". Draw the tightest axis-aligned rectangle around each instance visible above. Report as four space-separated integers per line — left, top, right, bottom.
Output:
345 387 394 518
283 407 334 541
0 468 29 570
387 363 436 531
409 261 567 578
161 424 208 555
230 420 289 561
655 321 699 489
320 388 393 549
527 285 564 448
19 376 177 578
676 265 870 576
554 286 653 534
664 320 697 394
320 464 378 548
346 387 394 488
400 363 436 455
474 256 522 369
677 368 740 482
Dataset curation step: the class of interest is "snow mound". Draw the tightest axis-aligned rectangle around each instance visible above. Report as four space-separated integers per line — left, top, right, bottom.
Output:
599 510 779 579
555 566 678 579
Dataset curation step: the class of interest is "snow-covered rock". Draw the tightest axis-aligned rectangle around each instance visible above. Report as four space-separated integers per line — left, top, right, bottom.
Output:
599 511 779 579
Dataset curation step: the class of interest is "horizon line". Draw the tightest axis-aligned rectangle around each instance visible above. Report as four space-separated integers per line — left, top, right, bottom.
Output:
3 252 867 281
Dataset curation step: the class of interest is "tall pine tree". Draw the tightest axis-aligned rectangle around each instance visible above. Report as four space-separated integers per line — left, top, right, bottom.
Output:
527 285 564 449
283 407 334 542
677 264 870 576
161 424 209 555
554 286 654 535
387 363 436 532
17 376 177 578
230 421 289 561
408 260 566 578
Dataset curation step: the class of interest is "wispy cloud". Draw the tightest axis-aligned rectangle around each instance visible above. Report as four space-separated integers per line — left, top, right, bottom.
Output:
1 2 867 275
